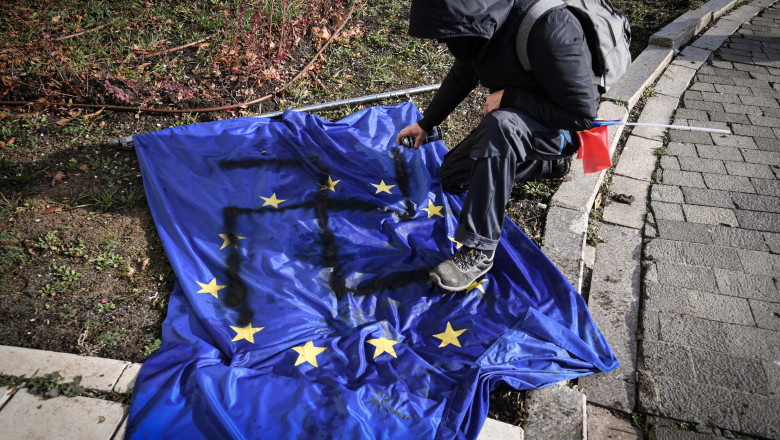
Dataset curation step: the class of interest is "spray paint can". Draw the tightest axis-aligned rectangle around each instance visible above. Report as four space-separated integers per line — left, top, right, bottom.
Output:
401 126 443 149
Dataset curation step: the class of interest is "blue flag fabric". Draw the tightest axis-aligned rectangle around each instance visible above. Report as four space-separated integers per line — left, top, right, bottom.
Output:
126 102 617 440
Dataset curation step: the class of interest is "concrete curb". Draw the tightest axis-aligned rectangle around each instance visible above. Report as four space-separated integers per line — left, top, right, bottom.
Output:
531 0 777 438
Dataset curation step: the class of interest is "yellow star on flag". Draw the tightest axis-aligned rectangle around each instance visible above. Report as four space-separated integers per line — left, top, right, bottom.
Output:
197 278 226 298
367 337 399 359
467 278 488 294
292 341 327 367
371 180 395 194
219 233 246 250
449 237 463 249
323 175 341 192
421 199 444 218
433 322 467 348
230 322 264 343
260 193 285 208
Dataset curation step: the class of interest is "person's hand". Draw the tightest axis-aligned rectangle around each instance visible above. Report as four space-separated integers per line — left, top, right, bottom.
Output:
397 123 427 149
484 90 504 114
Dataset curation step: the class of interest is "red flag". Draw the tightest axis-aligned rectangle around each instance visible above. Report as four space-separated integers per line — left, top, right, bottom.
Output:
576 125 611 174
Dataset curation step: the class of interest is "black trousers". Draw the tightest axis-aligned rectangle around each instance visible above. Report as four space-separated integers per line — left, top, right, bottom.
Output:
439 109 578 251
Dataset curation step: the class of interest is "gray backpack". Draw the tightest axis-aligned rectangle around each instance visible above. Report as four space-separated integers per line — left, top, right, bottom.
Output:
515 0 632 93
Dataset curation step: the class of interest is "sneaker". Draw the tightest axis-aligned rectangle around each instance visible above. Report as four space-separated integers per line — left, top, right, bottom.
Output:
430 247 495 292
549 157 571 179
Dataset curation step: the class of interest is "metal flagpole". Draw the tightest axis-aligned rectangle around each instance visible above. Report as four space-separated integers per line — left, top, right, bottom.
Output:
108 84 442 148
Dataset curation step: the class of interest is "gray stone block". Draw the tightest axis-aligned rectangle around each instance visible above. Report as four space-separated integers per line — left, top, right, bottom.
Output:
732 391 780 439
662 170 707 188
656 65 697 99
690 348 769 406
650 9 713 49
749 299 780 331
667 142 698 157
732 192 780 212
737 249 780 277
0 345 130 392
644 281 692 313
523 383 585 440
702 173 754 193
763 359 780 396
711 134 758 149
586 405 642 440
660 156 680 171
113 362 142 394
742 149 780 166
752 178 780 196
551 167 604 212
723 323 780 360
697 145 743 162
602 176 650 229
684 98 724 113
749 114 780 128
0 389 126 440
687 290 755 325
477 418 525 440
659 312 729 352
714 269 778 302
614 136 662 182
670 128 714 145
642 308 662 342
639 340 695 381
732 123 776 138
683 204 738 226
655 261 718 292
682 187 734 208
755 138 780 153
652 185 684 203
735 210 780 232
678 156 727 174
722 102 763 116
638 374 740 431
673 46 713 70
655 219 712 244
725 161 775 179
708 225 768 250
633 95 681 141
541 207 588 289
645 238 743 269
604 45 674 109
764 231 780 253
652 201 685 221
650 426 732 440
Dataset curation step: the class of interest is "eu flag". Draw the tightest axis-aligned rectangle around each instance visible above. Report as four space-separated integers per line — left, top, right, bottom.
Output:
126 102 617 440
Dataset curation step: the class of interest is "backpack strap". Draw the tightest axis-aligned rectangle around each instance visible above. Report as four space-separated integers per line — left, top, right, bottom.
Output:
516 0 566 72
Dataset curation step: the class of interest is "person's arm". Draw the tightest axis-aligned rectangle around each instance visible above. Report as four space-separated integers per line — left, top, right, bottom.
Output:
398 57 479 148
500 8 598 131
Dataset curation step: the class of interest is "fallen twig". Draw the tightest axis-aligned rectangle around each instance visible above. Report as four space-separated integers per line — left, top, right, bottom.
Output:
55 24 107 41
141 36 212 58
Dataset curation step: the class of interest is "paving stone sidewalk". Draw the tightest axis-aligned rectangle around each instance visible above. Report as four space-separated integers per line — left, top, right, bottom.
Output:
581 3 780 440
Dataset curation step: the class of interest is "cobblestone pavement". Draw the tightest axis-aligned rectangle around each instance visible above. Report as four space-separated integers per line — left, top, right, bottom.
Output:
638 6 780 439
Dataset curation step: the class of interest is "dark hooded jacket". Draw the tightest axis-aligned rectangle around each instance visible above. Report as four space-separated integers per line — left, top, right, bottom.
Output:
409 0 599 133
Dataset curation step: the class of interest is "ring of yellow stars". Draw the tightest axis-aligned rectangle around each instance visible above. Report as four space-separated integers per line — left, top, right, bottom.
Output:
260 193 285 208
323 175 340 192
367 337 399 359
467 278 488 294
449 237 463 249
218 233 246 250
197 278 226 298
371 180 395 194
421 199 444 218
230 322 264 343
292 341 327 368
433 322 467 348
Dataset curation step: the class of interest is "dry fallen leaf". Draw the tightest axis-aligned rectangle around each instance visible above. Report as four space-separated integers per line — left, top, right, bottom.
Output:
312 26 331 41
41 206 61 215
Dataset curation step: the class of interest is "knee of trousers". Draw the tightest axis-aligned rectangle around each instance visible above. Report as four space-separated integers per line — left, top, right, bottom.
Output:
473 110 531 159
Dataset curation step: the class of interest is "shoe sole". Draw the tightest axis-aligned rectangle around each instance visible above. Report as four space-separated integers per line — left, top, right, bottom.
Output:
429 262 494 293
